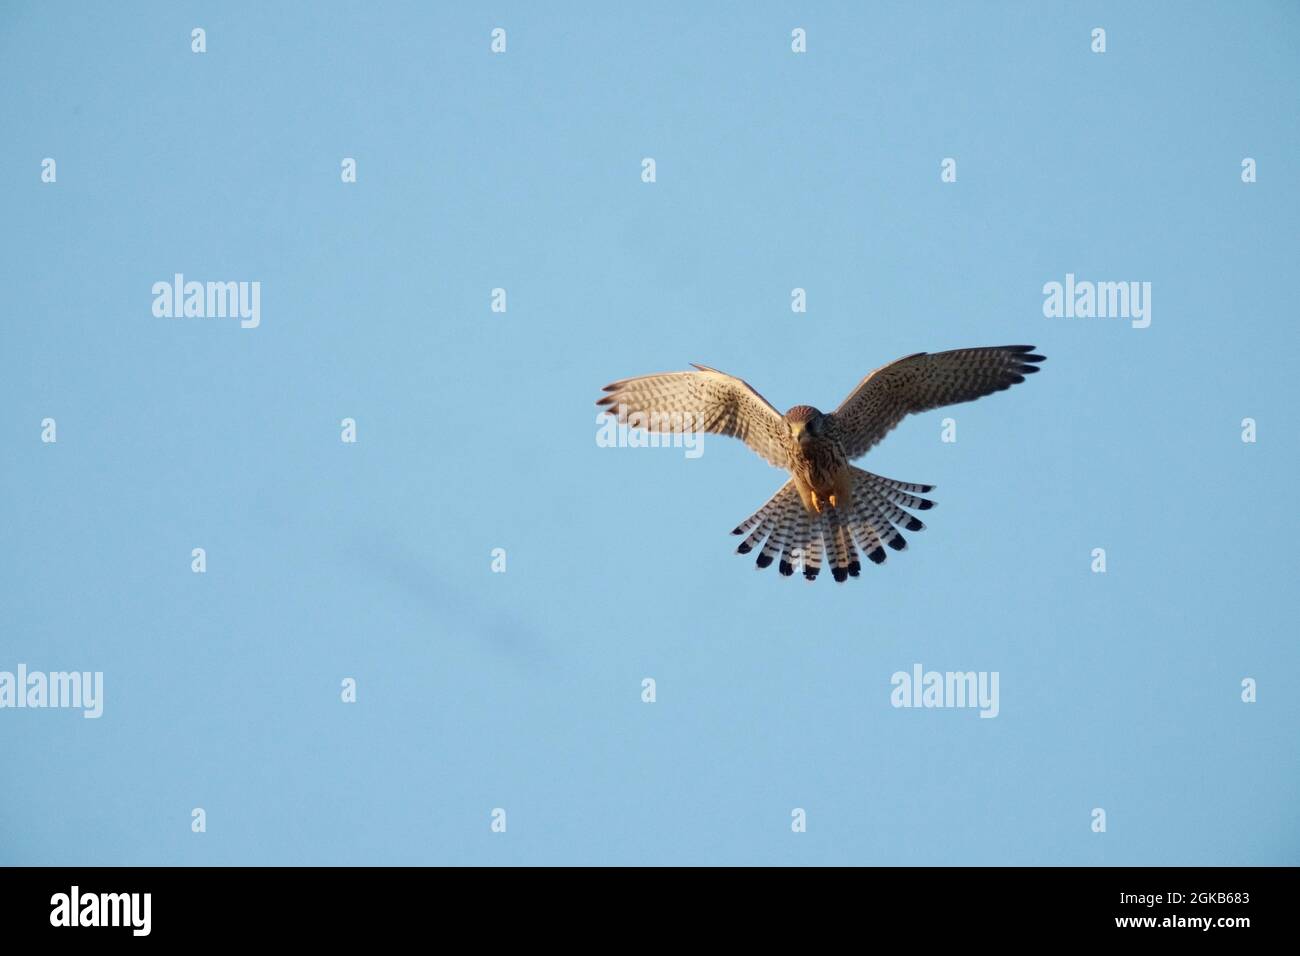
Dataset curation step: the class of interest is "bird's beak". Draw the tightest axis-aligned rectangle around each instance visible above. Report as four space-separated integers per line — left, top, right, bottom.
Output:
791 422 807 442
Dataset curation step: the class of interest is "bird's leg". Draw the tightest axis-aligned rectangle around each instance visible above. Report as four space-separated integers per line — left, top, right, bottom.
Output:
829 472 853 511
810 490 824 514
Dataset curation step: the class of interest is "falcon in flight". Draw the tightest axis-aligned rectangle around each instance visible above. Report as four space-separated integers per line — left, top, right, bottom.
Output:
596 345 1045 582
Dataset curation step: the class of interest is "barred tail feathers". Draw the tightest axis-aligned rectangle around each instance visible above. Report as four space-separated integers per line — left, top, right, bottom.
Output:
731 469 936 583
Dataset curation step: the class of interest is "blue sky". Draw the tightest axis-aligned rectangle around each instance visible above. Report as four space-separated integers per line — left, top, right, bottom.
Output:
1 1 1296 865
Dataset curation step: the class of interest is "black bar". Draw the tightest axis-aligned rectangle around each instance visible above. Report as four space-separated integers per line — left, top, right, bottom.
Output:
0 866 1286 940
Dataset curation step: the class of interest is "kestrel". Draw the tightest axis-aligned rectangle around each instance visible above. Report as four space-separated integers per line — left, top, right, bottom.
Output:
596 345 1045 582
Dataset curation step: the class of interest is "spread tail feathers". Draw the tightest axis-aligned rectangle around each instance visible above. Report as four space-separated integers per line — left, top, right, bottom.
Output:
731 468 935 583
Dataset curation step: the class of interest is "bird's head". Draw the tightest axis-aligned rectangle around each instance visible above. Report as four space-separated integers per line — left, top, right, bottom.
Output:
785 405 825 444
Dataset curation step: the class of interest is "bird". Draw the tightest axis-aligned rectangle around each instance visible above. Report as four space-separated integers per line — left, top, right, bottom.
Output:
596 345 1045 583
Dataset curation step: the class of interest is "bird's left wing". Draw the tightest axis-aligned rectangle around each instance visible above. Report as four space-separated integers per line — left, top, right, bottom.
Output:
830 345 1045 460
597 364 790 469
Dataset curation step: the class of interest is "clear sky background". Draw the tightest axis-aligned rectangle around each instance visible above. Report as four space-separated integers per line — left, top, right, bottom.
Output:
2 2 1296 865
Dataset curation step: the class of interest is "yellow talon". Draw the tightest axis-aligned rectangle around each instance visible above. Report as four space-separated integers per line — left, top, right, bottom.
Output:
811 492 824 514
829 494 839 509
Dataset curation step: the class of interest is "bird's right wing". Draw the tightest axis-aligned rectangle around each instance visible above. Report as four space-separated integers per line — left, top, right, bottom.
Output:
596 364 791 469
